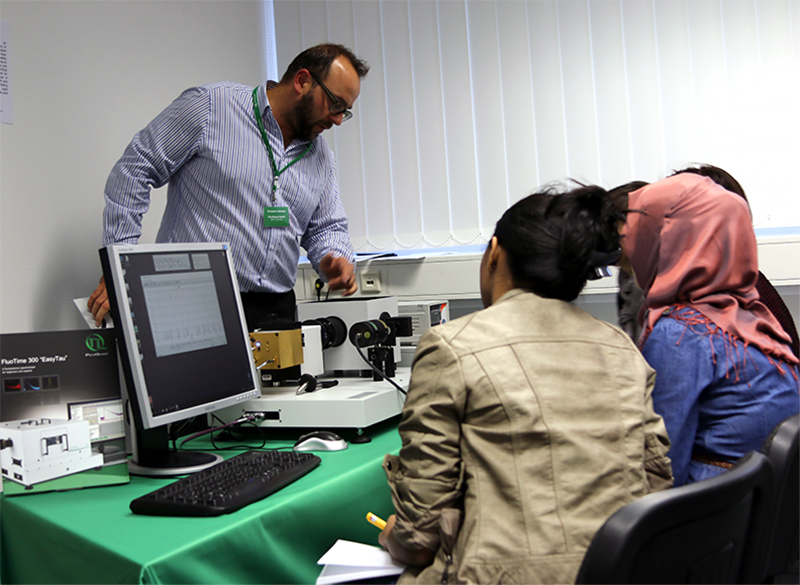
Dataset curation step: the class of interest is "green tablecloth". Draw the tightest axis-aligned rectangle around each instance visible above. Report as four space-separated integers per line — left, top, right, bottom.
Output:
1 419 401 584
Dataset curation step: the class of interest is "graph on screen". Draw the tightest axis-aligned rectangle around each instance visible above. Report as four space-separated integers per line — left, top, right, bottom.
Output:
141 270 227 357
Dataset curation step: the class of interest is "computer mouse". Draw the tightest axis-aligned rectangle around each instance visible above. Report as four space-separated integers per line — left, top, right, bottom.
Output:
293 430 349 452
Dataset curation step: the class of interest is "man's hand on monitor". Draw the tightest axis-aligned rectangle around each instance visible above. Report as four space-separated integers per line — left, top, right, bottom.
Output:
88 275 111 327
320 253 357 296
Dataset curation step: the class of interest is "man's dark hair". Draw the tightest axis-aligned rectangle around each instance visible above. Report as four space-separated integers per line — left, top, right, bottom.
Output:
280 43 370 84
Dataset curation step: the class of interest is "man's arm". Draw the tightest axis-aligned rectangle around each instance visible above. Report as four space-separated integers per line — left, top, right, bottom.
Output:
319 253 356 295
101 87 209 246
300 153 357 293
93 88 211 323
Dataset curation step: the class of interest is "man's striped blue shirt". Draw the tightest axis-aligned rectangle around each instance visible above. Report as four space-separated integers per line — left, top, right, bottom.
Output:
102 81 354 293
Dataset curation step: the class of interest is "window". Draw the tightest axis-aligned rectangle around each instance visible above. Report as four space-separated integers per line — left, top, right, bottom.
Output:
272 0 800 252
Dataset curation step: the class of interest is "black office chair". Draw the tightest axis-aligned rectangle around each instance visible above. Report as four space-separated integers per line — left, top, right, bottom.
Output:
575 451 774 584
756 273 799 359
759 414 800 584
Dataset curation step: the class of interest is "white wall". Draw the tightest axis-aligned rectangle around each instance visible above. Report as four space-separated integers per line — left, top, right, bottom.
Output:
0 0 267 333
1 0 798 335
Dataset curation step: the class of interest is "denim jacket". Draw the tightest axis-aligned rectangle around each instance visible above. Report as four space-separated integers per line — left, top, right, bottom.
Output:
643 305 799 486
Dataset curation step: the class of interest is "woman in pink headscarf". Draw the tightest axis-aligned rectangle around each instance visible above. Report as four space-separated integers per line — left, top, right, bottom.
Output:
622 172 799 486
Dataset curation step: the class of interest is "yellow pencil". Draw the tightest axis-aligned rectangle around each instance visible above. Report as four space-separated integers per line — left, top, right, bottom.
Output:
366 512 387 530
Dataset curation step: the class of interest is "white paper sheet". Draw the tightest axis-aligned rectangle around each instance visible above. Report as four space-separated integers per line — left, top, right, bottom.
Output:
316 540 405 585
74 297 113 329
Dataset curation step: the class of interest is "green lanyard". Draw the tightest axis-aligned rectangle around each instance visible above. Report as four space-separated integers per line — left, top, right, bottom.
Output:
252 86 312 204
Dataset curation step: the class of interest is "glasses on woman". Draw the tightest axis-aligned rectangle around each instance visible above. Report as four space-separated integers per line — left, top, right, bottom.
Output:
309 71 353 122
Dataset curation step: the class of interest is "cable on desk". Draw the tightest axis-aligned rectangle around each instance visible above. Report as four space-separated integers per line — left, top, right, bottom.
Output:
352 336 408 396
177 414 269 452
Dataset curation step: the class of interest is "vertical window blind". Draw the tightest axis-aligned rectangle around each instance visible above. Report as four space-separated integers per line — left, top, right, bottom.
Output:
273 0 799 252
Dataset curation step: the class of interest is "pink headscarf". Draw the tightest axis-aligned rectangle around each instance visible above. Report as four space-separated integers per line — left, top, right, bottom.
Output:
623 173 798 366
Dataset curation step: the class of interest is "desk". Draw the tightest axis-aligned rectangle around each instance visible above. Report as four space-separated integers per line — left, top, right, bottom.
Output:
0 418 401 584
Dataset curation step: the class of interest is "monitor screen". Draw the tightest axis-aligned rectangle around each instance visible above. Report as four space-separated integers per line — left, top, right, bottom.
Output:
68 397 127 465
67 397 125 442
100 242 260 475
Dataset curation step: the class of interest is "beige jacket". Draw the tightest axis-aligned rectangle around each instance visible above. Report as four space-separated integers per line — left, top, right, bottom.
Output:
384 289 673 584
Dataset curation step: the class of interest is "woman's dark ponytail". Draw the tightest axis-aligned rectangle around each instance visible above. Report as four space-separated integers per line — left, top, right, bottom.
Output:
494 183 625 302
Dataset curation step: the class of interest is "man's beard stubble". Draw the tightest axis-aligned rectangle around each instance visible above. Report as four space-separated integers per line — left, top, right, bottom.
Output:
289 92 327 142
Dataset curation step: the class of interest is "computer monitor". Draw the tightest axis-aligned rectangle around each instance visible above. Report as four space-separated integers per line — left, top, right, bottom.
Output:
100 242 260 476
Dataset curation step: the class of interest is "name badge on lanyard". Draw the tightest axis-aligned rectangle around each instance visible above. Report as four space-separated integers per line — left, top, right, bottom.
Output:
253 86 311 230
264 206 290 228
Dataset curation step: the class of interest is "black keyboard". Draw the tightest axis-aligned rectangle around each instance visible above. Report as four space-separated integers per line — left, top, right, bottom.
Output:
130 450 321 516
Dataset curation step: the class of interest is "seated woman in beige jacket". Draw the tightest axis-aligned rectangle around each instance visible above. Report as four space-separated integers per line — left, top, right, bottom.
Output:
378 185 673 584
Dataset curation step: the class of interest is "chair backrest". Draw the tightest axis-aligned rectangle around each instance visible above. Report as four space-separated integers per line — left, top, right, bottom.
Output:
759 413 800 583
575 451 774 584
756 272 799 359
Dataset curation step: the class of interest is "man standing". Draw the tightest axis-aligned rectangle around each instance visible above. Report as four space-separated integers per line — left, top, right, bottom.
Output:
89 43 369 328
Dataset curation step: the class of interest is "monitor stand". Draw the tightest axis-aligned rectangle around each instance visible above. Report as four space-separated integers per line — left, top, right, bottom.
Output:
128 424 222 477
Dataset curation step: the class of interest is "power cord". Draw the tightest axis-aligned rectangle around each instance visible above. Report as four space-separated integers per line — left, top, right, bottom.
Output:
178 413 266 448
352 333 408 396
315 278 324 301
314 278 333 301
